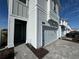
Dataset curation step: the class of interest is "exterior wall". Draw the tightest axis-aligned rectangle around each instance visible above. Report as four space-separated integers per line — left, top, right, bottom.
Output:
8 15 28 48
12 0 28 18
36 0 60 48
26 0 60 48
37 0 47 48
26 0 38 48
47 0 59 23
60 20 72 37
8 0 60 48
8 0 28 48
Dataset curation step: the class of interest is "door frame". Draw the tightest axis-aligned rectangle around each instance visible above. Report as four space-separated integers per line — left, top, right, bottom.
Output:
14 19 27 46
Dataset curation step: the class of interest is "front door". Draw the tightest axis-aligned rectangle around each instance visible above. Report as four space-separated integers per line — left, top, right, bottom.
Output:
14 19 27 46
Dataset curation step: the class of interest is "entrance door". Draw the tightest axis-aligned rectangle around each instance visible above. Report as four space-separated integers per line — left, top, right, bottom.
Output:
14 19 27 46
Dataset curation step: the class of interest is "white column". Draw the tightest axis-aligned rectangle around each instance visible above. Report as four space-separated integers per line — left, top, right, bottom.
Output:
26 0 38 48
8 0 13 15
7 0 14 48
47 0 51 21
57 25 62 39
56 4 59 15
8 16 15 48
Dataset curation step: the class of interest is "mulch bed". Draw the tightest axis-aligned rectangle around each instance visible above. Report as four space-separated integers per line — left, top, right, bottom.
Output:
0 47 14 59
26 43 49 59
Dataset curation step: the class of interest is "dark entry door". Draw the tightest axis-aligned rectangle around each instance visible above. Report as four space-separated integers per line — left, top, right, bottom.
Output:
14 19 26 46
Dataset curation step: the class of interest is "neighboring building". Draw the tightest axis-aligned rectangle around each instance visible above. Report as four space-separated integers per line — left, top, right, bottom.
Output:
71 28 79 31
0 28 7 48
59 19 72 38
8 0 60 48
0 29 1 47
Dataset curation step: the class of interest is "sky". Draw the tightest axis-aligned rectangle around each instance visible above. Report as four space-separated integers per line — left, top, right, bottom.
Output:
0 0 8 28
0 0 79 29
60 0 79 29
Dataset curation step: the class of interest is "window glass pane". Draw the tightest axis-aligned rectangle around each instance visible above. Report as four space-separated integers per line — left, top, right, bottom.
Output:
19 0 26 4
54 4 56 13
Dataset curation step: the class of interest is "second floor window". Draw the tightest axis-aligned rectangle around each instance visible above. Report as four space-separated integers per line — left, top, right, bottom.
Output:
54 4 56 13
19 0 26 4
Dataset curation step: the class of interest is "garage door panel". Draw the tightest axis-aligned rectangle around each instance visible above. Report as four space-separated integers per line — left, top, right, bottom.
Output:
43 28 57 46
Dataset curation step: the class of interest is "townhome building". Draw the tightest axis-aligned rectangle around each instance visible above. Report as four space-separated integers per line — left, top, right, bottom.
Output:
59 19 72 38
8 0 60 48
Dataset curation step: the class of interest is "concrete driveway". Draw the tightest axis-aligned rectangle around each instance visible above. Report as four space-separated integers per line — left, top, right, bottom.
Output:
44 39 79 59
14 39 79 59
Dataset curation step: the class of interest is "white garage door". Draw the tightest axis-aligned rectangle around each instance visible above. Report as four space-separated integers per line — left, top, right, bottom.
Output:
44 30 57 46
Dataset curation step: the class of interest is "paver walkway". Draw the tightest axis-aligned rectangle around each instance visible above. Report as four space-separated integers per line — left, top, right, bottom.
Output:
14 39 79 59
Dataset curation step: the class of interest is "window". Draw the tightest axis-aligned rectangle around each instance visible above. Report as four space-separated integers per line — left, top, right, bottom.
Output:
19 0 26 4
54 4 56 13
42 22 45 24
